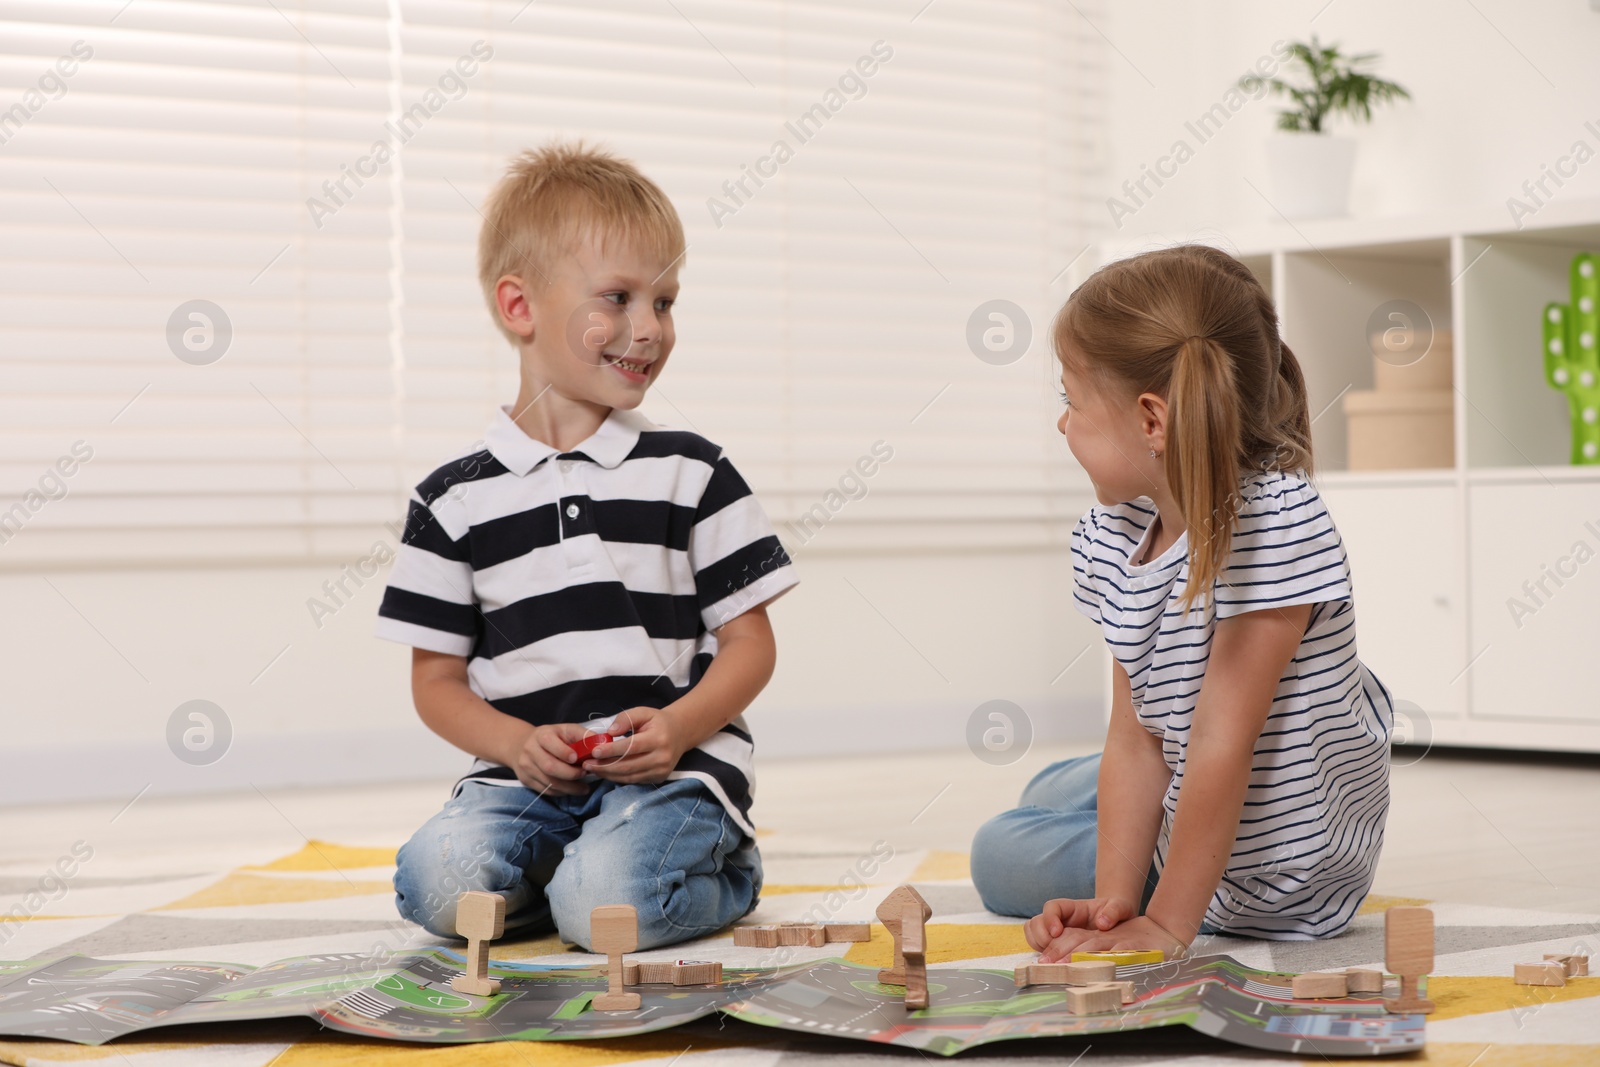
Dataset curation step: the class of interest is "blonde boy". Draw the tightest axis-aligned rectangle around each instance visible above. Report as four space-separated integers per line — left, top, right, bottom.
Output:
380 143 796 950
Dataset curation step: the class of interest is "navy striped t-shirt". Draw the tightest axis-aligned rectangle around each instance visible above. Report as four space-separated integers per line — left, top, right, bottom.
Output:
375 404 799 835
1072 468 1394 939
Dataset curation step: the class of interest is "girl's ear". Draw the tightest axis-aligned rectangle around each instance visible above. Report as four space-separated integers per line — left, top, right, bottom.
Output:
1138 391 1169 455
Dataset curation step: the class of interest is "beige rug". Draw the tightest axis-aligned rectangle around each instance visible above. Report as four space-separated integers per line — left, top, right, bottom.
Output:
0 835 1596 1065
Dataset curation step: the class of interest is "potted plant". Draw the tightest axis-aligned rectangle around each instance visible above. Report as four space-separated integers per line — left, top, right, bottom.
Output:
1238 35 1410 220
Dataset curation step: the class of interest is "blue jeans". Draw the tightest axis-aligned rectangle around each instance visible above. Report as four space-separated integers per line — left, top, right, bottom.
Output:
393 776 761 952
971 752 1160 918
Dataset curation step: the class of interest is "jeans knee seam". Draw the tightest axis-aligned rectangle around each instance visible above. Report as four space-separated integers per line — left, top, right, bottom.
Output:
651 791 750 937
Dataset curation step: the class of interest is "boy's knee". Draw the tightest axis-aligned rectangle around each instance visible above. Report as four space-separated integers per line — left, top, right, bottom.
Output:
546 835 754 951
545 844 665 950
393 830 505 938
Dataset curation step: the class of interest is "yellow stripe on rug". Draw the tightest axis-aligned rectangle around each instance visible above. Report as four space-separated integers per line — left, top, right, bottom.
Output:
843 922 1028 966
154 872 392 910
1426 976 1600 1021
246 841 398 873
1359 892 1433 915
274 1031 748 1066
1372 1045 1600 1066
909 850 970 882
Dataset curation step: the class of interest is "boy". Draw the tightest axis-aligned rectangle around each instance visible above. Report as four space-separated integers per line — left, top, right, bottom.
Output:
379 143 797 951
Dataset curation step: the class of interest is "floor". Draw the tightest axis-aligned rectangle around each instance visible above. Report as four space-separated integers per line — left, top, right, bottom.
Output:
2 744 1598 1064
5 741 1598 916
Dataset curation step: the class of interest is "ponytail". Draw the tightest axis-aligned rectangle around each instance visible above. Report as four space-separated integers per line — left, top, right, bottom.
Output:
1266 340 1314 477
1168 336 1242 617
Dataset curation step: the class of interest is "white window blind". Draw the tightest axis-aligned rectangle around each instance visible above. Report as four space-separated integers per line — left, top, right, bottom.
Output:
0 0 1104 567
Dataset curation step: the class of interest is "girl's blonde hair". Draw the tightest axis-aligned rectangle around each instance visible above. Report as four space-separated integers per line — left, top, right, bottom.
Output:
1055 243 1314 616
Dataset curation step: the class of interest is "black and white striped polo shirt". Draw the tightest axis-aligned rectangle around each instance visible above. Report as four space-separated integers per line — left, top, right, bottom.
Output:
1072 469 1394 938
375 405 799 834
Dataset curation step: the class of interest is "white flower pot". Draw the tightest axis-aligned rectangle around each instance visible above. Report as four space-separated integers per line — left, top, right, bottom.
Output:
1264 133 1357 220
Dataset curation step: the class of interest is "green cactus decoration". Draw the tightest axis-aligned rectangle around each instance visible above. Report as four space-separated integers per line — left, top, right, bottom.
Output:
1543 252 1600 464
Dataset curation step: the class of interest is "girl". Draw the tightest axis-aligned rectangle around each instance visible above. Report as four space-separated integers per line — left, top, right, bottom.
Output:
971 244 1394 960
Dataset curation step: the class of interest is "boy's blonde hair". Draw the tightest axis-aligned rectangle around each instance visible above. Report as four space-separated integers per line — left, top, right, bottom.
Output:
1055 243 1314 617
476 141 686 345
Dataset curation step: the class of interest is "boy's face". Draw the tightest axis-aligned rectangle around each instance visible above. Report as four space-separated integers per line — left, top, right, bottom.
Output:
502 232 681 410
1057 359 1167 507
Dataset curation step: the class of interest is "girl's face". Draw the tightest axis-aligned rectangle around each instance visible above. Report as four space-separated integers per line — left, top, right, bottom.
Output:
1057 356 1168 507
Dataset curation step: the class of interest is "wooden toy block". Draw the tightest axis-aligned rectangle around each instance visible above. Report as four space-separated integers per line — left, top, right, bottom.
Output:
1292 972 1349 999
1063 983 1124 1015
590 904 642 1012
899 901 928 1009
671 960 723 986
1015 963 1069 987
1383 906 1436 1014
637 961 677 984
824 922 872 943
1544 953 1589 978
1111 979 1136 1004
620 959 724 985
732 925 780 948
1344 968 1384 994
776 923 827 947
449 891 505 997
1515 961 1567 987
875 885 932 989
1064 960 1116 985
1012 961 1119 987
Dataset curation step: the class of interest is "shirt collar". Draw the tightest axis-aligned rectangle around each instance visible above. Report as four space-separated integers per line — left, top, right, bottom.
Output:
483 404 652 476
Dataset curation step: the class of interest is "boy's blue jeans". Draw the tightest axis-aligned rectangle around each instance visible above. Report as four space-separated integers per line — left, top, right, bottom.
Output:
393 776 761 952
971 752 1163 919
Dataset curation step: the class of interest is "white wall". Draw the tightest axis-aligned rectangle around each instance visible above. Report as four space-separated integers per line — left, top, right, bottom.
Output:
0 0 1110 807
1098 0 1600 238
0 545 1104 806
40 0 1600 806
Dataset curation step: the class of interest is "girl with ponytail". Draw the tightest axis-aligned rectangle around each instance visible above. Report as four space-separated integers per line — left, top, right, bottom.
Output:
972 244 1395 956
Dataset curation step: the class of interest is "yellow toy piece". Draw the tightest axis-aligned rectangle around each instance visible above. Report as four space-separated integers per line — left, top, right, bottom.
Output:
1070 949 1164 965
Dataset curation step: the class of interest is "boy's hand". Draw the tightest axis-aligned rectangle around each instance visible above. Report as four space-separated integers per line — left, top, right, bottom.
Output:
583 706 688 785
509 722 594 797
1024 896 1137 957
1039 914 1189 962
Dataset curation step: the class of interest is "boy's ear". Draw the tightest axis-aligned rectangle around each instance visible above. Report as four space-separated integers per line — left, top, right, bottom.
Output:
494 275 536 340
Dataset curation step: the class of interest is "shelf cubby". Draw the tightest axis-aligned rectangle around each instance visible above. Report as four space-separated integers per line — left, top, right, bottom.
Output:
1276 240 1452 473
1458 227 1600 470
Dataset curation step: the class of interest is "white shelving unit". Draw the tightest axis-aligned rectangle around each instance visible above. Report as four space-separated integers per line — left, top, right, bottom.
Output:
1097 197 1600 754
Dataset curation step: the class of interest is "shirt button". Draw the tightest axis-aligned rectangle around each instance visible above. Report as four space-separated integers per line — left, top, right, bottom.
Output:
565 503 579 519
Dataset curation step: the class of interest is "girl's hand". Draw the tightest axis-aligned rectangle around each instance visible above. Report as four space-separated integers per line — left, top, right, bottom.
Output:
509 722 594 796
1024 896 1138 955
584 706 688 785
1041 915 1189 963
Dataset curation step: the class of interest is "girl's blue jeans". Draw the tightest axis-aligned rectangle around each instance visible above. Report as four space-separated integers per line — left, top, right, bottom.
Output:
393 776 761 952
972 752 1164 919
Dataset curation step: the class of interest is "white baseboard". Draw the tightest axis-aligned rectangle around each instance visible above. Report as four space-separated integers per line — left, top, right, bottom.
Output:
745 694 1106 760
1 695 1106 808
0 727 466 808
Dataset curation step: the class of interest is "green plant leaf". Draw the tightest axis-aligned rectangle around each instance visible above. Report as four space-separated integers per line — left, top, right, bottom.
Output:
1235 33 1409 132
